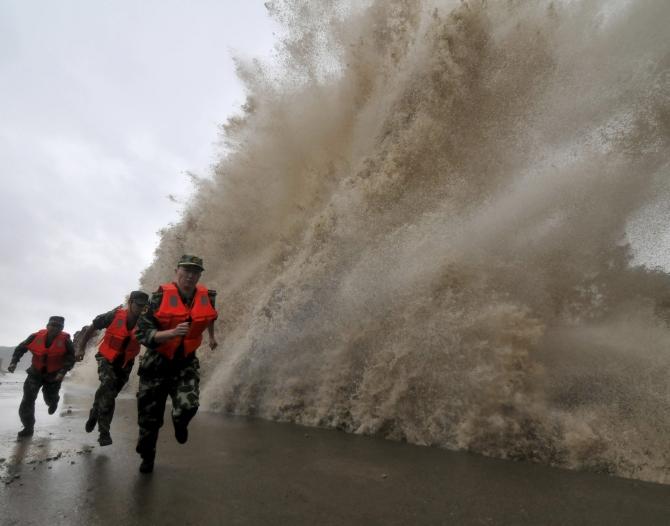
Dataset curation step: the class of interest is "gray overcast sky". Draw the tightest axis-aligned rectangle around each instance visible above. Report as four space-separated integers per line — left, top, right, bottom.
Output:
2 1 667 347
0 1 279 344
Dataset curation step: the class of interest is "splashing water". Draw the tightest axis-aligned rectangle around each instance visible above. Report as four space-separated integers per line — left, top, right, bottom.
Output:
140 0 670 482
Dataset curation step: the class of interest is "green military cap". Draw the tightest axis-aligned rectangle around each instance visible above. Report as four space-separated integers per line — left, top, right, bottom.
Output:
177 254 205 271
48 316 65 327
129 290 149 305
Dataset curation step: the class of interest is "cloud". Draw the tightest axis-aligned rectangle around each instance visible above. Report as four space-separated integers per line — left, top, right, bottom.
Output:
0 1 279 343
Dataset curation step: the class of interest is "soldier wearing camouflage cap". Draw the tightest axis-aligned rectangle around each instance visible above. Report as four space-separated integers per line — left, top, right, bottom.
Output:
8 316 76 439
134 255 218 474
76 290 150 446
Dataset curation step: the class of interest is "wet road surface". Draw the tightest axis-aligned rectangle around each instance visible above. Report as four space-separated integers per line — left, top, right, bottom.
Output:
1 372 670 525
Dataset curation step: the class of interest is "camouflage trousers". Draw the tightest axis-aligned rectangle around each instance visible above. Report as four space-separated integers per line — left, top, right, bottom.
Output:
136 357 200 455
19 373 62 429
90 353 133 435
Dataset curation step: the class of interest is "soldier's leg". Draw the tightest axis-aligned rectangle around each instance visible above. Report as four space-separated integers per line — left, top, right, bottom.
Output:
105 361 132 429
41 380 62 415
89 355 107 423
85 356 104 433
18 374 42 431
95 358 124 438
116 361 133 392
136 375 169 456
169 357 200 444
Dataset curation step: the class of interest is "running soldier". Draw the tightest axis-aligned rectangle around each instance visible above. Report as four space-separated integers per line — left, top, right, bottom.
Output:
134 255 218 473
8 316 76 439
76 290 149 446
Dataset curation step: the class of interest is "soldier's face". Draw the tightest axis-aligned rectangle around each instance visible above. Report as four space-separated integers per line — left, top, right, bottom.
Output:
128 301 144 317
46 323 62 338
175 266 202 293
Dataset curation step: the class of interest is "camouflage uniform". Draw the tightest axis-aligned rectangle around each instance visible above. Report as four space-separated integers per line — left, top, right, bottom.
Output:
88 309 135 437
11 331 76 429
134 285 216 457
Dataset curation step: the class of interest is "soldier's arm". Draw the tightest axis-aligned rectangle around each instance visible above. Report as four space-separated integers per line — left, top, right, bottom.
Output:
76 308 117 359
152 321 190 343
208 289 217 311
207 290 218 350
75 326 97 360
135 290 165 348
8 333 36 372
207 321 218 349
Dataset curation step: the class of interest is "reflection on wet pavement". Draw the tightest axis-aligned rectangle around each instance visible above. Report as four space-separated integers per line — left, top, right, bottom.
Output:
2 376 670 526
0 375 120 485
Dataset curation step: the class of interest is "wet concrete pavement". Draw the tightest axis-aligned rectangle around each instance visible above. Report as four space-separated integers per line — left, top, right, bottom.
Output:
1 373 670 525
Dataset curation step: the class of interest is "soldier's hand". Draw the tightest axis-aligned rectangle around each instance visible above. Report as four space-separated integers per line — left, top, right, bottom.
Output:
75 351 85 362
209 338 218 350
54 372 65 382
7 362 16 373
172 322 191 337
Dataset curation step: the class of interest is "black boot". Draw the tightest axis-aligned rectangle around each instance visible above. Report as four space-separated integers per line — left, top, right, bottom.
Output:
139 450 155 474
136 434 157 473
173 409 195 444
85 409 97 433
98 432 112 446
17 427 34 439
174 424 188 444
48 402 58 415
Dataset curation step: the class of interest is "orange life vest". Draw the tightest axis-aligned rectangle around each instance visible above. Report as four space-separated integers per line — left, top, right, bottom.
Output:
154 283 218 359
27 329 70 374
98 307 141 367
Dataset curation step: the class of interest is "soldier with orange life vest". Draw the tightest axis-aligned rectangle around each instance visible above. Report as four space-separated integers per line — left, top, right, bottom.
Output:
7 316 76 440
76 290 149 446
134 255 218 474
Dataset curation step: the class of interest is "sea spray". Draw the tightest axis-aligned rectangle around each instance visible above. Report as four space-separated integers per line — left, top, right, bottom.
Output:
140 0 670 482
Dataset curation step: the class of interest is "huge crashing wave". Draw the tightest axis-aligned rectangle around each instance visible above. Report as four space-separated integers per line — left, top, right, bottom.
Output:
139 0 670 483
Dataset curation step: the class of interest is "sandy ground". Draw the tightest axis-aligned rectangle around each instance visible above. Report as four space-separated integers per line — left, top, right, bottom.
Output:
1 372 670 526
